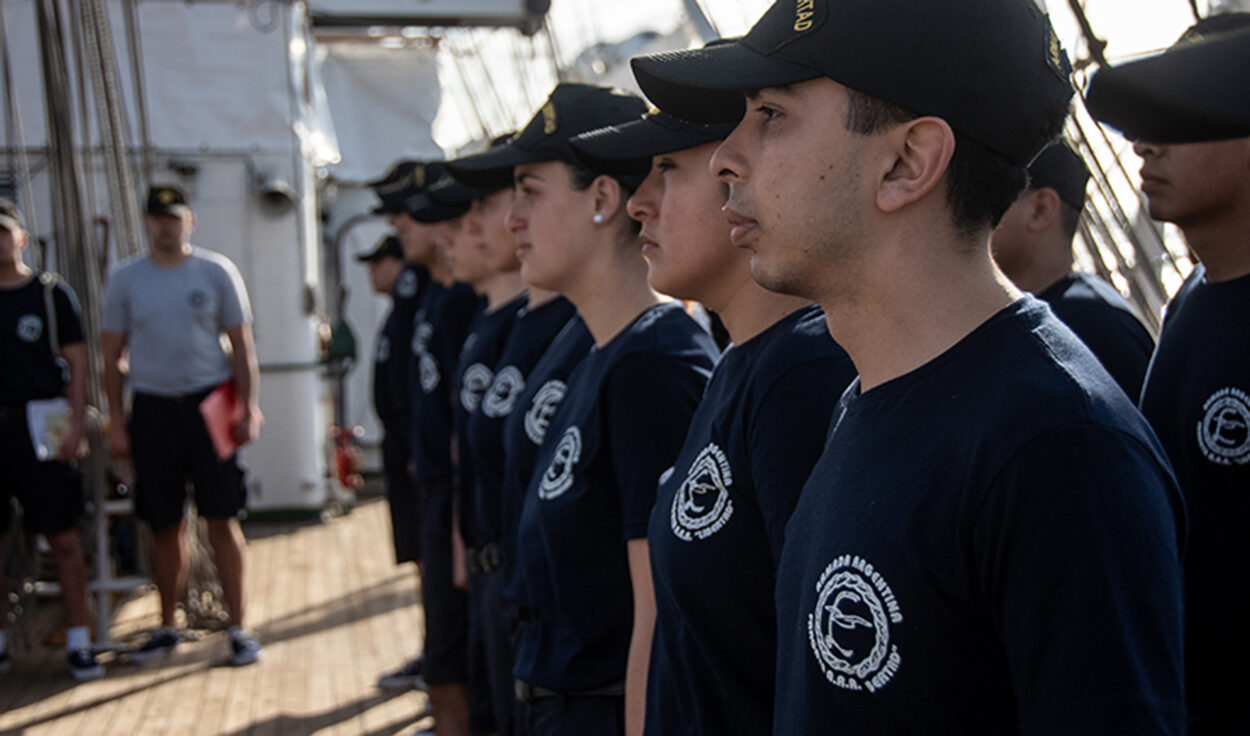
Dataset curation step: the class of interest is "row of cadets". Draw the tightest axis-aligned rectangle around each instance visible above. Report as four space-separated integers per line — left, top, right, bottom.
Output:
404 171 484 733
447 84 719 736
364 160 440 697
435 152 529 736
568 102 859 734
1087 13 1250 734
630 0 1186 733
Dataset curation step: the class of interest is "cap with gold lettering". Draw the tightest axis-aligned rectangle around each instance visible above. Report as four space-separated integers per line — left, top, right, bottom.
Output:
630 0 1074 167
369 160 446 215
146 185 191 216
1086 14 1250 144
445 83 648 188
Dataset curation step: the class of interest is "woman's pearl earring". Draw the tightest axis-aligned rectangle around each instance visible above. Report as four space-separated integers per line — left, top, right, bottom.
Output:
592 213 604 224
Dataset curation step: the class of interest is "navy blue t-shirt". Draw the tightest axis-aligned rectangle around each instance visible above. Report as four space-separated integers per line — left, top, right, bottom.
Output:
645 305 855 736
1140 265 1250 733
499 315 594 606
774 298 1185 735
411 280 482 484
451 292 527 548
0 274 85 403
513 302 718 691
1038 272 1154 400
373 265 428 422
465 296 577 546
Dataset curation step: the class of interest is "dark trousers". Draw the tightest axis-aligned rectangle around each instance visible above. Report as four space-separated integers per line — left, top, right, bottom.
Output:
472 567 515 735
514 692 624 736
418 476 467 685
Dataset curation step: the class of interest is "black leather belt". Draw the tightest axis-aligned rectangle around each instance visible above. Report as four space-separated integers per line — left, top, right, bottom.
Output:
468 541 501 575
514 678 626 703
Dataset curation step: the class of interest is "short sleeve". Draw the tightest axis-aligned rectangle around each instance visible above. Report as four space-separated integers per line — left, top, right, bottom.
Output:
973 425 1186 734
52 281 86 346
606 354 708 541
747 357 850 563
217 259 252 328
1062 306 1155 400
100 268 129 335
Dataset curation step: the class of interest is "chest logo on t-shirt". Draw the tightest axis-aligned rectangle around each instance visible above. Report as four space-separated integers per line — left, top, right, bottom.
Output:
670 443 734 541
808 554 903 694
538 426 581 500
413 321 440 393
188 289 208 309
16 314 43 343
525 379 567 446
1197 387 1250 466
460 364 494 413
395 270 418 299
483 366 524 418
376 335 391 363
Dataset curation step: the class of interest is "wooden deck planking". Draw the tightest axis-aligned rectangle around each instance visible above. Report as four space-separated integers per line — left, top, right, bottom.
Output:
0 495 430 736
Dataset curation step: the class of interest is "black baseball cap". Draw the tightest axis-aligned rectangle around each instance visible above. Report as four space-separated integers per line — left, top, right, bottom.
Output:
630 0 1074 167
146 185 191 216
356 235 405 263
0 198 25 232
1027 143 1089 209
444 83 648 188
570 109 739 177
370 160 446 215
403 178 478 224
1085 14 1250 144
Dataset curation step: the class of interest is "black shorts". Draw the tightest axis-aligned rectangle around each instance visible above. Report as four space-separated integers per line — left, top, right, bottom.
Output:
0 404 84 535
419 476 468 686
129 389 247 531
382 418 422 564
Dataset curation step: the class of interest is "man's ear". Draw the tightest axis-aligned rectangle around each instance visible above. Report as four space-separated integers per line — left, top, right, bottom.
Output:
877 117 956 214
1024 187 1062 233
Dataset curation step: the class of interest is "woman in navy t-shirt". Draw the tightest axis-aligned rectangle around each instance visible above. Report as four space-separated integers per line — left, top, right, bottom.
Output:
448 84 718 736
574 111 857 735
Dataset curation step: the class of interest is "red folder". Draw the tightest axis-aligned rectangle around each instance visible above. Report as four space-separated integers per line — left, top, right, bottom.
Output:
199 382 242 461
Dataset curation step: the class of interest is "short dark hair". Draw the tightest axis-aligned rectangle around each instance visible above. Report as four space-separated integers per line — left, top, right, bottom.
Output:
1056 198 1082 240
843 89 1034 237
562 160 642 235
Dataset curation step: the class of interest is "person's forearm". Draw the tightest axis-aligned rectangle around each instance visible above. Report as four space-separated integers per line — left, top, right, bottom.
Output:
232 347 259 409
101 343 125 421
63 345 88 431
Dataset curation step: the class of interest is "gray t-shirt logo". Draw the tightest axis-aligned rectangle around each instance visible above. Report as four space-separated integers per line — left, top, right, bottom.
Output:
188 289 208 308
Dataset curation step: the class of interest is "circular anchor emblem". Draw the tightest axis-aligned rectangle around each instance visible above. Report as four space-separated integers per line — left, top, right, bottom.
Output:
670 443 734 541
525 380 567 446
808 555 903 693
1197 387 1250 466
538 426 581 500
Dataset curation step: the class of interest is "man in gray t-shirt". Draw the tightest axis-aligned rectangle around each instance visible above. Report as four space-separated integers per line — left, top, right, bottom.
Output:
101 185 263 667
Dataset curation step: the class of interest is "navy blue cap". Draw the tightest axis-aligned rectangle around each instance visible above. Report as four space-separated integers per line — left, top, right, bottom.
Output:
371 160 447 215
445 84 648 188
356 234 405 262
1086 15 1250 144
631 0 1074 167
1027 143 1089 209
146 185 191 216
570 110 739 176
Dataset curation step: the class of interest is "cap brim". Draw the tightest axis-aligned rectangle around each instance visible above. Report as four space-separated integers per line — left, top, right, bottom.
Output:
444 144 542 189
405 192 472 224
145 205 190 216
429 178 504 208
571 116 737 176
631 42 820 123
1086 28 1250 143
0 215 21 232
